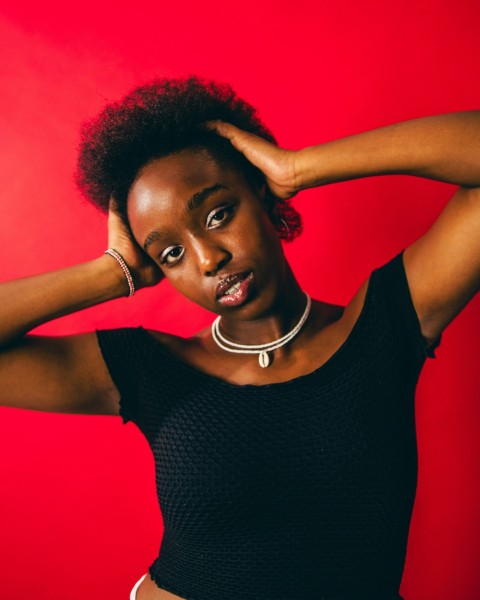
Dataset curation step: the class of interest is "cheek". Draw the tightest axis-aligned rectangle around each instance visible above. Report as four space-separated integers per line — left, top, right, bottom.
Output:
234 203 278 245
245 211 283 256
171 282 216 311
164 267 208 305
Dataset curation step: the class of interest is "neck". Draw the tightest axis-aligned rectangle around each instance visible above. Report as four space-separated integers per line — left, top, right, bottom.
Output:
216 263 309 347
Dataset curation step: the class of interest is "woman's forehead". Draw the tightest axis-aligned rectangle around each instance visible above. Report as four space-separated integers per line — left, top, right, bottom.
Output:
127 150 248 230
134 150 223 191
129 151 246 210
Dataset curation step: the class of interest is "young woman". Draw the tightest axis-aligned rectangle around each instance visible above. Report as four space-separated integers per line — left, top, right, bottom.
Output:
1 76 479 600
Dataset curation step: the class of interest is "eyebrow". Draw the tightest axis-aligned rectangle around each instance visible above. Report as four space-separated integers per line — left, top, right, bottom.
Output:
186 183 227 211
143 183 228 252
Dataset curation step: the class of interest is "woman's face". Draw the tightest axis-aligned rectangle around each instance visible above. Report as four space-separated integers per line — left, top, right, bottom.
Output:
127 148 288 319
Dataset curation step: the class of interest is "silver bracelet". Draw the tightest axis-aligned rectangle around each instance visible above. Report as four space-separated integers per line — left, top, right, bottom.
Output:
104 248 135 297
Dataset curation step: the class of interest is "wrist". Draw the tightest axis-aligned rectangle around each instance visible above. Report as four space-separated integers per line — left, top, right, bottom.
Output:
295 145 330 191
104 248 135 297
102 247 165 292
97 253 134 298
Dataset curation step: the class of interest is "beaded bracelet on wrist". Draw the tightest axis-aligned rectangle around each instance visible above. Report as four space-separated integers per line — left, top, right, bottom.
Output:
104 248 135 297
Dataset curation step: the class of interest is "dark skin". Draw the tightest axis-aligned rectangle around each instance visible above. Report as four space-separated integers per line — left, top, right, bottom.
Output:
120 148 369 599
2 112 479 599
128 149 296 328
125 148 355 388
126 149 367 599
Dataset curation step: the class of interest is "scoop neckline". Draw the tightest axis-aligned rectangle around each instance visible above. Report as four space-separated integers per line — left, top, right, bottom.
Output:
139 272 375 391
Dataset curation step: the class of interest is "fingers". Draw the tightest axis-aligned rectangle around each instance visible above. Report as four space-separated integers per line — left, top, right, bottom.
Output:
198 120 255 152
200 120 280 169
108 193 122 214
199 121 298 199
107 194 124 228
107 194 135 248
199 119 236 138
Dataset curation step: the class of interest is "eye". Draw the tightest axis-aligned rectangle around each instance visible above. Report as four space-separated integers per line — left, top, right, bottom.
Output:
206 205 234 229
160 245 185 266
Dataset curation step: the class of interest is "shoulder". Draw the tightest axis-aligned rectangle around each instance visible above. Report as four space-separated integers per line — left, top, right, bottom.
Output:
338 275 371 332
347 276 370 314
143 328 204 355
144 328 184 346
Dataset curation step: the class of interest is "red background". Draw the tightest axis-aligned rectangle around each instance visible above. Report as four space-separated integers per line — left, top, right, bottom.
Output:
0 1 479 598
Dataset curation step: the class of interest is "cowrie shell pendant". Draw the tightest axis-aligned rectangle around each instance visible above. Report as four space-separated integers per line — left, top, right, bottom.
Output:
259 351 270 368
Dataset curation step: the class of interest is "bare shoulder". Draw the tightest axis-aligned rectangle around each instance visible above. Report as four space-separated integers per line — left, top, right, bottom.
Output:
143 287 370 386
143 327 211 374
144 328 195 352
340 275 371 329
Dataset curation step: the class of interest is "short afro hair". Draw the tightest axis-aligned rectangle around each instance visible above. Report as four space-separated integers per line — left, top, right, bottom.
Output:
75 75 302 241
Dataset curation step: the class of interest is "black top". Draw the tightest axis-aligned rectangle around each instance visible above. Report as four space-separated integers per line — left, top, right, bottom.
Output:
96 249 441 600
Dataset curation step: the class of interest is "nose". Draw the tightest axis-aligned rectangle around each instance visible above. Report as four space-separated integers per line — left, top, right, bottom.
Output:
193 238 231 277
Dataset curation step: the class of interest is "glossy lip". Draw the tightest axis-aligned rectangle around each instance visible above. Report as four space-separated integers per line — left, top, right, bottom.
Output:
217 272 255 306
215 271 252 299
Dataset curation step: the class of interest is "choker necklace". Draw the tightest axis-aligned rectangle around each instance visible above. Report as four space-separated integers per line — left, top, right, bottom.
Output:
211 293 312 368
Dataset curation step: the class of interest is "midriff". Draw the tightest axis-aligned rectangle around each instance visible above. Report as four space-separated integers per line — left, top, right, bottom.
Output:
137 574 185 599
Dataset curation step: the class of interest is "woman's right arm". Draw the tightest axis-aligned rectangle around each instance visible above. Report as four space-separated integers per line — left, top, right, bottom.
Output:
0 199 164 417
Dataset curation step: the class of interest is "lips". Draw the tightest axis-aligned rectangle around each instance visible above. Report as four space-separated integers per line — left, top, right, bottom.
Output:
215 271 252 299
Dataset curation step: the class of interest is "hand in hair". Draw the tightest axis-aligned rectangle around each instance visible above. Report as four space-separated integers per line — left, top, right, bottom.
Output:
201 120 300 201
108 196 164 289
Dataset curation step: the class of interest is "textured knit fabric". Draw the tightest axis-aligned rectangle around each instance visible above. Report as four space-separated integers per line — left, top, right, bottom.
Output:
96 249 441 600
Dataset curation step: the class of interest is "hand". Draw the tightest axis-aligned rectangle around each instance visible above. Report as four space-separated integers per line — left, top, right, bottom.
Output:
107 196 165 290
200 120 301 200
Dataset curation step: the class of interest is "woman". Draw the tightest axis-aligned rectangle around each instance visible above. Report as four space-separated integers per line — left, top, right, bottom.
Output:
1 76 479 600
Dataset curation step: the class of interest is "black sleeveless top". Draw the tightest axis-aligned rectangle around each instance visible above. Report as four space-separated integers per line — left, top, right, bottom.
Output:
96 249 441 600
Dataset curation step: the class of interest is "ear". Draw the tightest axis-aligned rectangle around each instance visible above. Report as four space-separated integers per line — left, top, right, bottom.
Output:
257 183 279 225
257 181 268 204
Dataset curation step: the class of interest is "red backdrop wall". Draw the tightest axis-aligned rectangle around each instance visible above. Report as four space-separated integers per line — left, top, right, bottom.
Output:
0 2 479 599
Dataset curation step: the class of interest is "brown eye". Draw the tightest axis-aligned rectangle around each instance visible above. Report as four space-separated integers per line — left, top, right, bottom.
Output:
160 245 184 265
206 205 234 229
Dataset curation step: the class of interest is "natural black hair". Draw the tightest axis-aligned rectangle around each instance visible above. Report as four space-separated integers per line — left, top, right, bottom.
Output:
75 75 302 241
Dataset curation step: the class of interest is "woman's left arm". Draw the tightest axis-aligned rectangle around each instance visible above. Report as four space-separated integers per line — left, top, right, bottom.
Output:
296 111 480 188
204 112 480 344
298 111 480 345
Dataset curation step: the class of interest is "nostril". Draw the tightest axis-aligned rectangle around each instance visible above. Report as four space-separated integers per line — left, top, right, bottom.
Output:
217 257 230 271
205 255 231 277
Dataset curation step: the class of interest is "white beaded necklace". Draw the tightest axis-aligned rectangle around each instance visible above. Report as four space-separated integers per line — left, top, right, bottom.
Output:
211 293 312 368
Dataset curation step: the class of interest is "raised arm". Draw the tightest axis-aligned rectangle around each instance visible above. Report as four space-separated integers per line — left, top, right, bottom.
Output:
204 112 480 345
295 112 480 344
0 200 163 417
294 110 480 189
